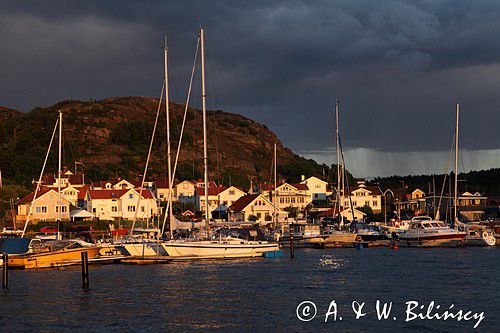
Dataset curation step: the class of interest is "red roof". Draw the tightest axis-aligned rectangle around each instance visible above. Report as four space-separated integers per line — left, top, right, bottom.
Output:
259 183 276 191
318 207 341 218
229 194 261 212
196 185 228 196
289 183 309 191
345 185 383 196
77 185 91 200
89 189 155 200
152 179 181 189
16 188 53 205
89 189 128 199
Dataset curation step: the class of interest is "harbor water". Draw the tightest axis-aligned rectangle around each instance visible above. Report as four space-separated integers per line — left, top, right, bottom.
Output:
1 247 498 332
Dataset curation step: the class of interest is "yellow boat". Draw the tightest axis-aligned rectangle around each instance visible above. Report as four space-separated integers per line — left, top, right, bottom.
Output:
8 241 101 269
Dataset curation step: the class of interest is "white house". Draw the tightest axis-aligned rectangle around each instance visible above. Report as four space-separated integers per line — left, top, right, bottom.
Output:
88 188 158 221
195 185 246 218
229 194 277 225
300 176 332 201
342 182 383 213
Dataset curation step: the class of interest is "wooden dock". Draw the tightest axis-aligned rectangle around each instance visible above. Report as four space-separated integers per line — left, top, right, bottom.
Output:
120 256 173 265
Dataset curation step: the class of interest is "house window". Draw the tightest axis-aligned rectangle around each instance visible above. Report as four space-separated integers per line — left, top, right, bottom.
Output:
141 206 145 212
128 206 136 212
92 208 96 213
229 190 235 195
159 194 164 199
55 206 67 213
129 193 133 199
373 200 378 207
112 206 118 212
257 213 262 219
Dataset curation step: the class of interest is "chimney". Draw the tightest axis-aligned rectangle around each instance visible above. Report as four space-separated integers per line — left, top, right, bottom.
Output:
301 175 305 181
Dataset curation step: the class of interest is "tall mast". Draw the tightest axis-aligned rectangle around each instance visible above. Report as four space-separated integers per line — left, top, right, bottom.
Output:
57 110 62 240
453 100 460 228
273 142 277 228
200 27 209 233
335 100 343 229
164 37 174 237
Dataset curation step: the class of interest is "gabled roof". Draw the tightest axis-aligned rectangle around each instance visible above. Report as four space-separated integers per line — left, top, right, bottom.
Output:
88 188 155 200
290 183 309 191
300 176 328 185
16 188 73 205
77 185 91 200
229 194 261 213
276 182 309 191
89 189 128 199
196 185 228 196
152 179 181 189
346 185 383 196
17 188 53 205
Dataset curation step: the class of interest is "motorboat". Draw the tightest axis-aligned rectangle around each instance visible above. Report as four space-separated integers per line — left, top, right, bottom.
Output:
460 224 495 246
4 239 101 269
399 216 466 247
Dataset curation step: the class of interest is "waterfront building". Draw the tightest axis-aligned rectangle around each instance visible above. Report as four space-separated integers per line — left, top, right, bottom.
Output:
260 182 312 211
174 180 196 203
16 188 72 223
88 188 158 221
341 181 383 213
195 185 246 219
228 193 277 225
299 176 333 201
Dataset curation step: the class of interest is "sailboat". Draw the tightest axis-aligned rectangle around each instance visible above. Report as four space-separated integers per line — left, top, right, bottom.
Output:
399 101 466 247
313 100 357 248
161 27 279 259
9 112 102 268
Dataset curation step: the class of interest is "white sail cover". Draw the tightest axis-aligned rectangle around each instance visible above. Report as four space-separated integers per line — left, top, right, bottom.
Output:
172 216 205 230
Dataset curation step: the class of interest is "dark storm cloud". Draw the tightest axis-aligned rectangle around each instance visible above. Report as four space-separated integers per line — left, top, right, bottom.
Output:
1 0 500 159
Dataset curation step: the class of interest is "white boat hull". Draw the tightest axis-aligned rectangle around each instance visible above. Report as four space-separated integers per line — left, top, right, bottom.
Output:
119 242 164 257
399 235 465 247
161 240 279 259
464 235 496 247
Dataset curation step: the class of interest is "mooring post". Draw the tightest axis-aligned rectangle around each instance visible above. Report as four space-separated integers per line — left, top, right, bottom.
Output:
81 251 89 289
2 252 8 290
290 224 295 259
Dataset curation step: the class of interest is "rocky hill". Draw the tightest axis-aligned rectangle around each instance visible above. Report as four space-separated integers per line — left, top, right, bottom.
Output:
0 96 329 187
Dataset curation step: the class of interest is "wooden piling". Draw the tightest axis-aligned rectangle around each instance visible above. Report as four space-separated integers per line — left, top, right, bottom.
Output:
2 253 8 290
81 251 89 289
290 224 295 259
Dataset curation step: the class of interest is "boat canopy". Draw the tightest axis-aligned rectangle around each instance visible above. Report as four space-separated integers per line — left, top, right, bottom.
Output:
0 237 31 254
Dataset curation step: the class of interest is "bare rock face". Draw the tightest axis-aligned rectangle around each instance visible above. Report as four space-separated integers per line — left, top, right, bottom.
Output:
0 96 325 186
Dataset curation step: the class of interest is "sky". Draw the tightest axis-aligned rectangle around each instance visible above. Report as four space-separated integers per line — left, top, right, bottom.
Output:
0 0 499 177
